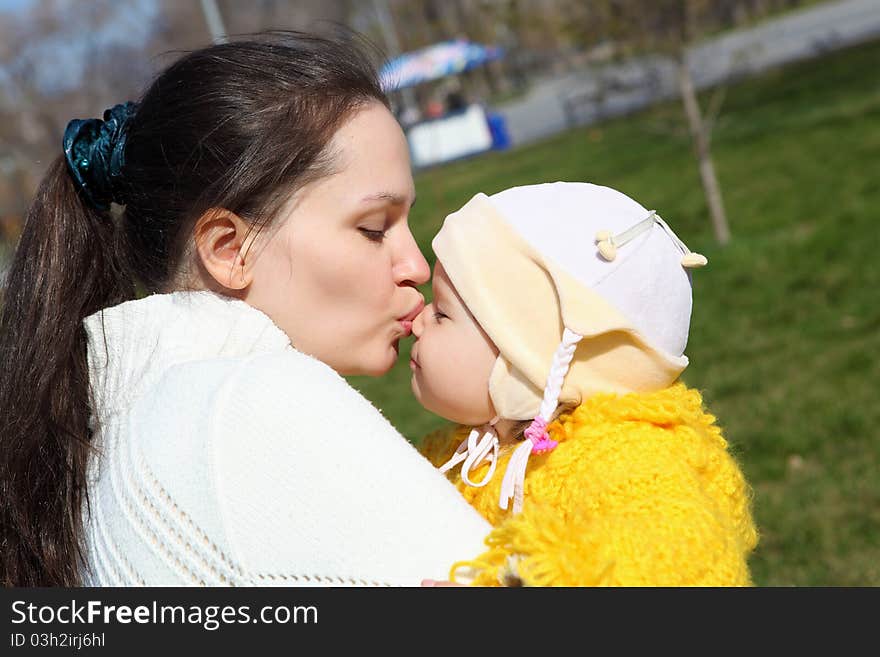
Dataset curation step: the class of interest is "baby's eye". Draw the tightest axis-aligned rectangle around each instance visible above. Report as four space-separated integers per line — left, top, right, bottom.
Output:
433 311 448 322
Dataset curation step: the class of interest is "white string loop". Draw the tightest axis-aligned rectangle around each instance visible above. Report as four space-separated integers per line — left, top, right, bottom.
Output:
438 424 500 488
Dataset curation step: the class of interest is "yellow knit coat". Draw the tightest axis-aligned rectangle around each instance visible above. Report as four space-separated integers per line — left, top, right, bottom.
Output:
419 383 759 586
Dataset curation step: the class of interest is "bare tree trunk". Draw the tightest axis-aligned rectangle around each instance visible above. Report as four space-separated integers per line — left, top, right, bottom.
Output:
678 54 731 245
371 0 417 110
200 0 227 44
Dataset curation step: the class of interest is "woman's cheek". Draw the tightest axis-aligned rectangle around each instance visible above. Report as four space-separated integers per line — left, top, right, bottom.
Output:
356 253 394 307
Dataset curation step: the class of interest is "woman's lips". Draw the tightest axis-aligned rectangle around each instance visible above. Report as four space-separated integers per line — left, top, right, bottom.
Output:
397 299 424 337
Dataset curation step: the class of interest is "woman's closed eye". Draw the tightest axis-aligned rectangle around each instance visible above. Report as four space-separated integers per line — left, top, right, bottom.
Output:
358 227 387 242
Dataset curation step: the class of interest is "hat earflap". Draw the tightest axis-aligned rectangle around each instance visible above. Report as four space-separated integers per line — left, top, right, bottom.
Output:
499 328 583 514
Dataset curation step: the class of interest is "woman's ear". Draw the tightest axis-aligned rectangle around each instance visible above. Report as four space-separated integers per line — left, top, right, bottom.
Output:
193 209 256 291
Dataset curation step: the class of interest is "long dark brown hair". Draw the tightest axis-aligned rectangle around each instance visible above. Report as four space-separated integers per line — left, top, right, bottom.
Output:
0 32 389 586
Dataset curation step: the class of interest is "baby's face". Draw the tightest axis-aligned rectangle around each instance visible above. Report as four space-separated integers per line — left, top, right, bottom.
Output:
410 261 499 426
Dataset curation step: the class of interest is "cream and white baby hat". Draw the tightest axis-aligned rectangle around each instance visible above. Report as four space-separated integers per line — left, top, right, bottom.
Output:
432 181 707 513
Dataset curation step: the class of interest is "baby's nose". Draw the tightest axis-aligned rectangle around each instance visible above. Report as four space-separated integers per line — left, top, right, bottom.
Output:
411 304 428 338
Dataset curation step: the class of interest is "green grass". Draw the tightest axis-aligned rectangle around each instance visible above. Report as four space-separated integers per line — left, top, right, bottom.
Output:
348 38 880 586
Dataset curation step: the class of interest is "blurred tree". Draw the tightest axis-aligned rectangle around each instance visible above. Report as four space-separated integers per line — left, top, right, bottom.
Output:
217 0 353 36
561 0 812 244
0 0 820 231
0 0 152 217
633 0 735 244
572 1 726 244
0 0 362 219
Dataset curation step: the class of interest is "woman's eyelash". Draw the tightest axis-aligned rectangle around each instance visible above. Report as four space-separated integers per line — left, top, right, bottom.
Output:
358 227 386 242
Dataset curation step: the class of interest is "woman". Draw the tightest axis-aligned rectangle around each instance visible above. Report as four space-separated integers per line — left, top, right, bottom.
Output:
0 33 491 586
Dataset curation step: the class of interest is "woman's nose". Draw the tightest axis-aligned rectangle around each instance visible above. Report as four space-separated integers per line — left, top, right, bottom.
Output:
394 232 431 286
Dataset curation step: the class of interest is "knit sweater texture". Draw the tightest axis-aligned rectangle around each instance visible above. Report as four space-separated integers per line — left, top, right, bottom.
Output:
81 291 491 586
419 383 759 586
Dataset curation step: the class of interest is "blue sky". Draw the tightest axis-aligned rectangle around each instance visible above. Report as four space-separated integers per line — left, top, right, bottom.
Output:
0 0 34 14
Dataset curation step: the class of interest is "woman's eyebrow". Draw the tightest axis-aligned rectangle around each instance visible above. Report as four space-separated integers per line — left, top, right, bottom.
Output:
360 192 417 207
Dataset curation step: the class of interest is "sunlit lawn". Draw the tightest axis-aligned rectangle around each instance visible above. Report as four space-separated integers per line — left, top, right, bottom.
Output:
348 38 880 586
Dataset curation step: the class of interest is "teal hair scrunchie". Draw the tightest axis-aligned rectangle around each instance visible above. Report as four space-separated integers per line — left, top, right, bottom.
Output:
62 101 137 211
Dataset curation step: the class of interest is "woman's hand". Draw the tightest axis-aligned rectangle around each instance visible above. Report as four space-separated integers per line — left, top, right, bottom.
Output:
421 579 464 587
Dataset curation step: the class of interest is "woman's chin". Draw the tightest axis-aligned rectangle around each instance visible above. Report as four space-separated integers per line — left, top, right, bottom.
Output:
366 344 401 377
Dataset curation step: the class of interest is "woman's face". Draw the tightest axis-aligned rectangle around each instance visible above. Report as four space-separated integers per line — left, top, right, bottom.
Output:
245 101 429 376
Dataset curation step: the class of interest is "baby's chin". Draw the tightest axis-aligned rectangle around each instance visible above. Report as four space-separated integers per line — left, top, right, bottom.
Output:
410 376 450 421
410 379 491 426
409 373 421 401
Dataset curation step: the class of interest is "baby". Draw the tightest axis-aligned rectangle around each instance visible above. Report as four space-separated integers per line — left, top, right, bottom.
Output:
411 182 758 586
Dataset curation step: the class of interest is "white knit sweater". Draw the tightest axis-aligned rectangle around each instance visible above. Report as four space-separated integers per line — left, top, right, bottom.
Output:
81 291 491 586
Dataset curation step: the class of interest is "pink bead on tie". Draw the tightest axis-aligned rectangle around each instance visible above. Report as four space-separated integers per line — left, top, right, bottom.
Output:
524 417 558 454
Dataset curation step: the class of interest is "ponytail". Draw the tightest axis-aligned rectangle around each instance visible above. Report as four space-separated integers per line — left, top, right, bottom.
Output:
0 157 134 585
1 31 391 586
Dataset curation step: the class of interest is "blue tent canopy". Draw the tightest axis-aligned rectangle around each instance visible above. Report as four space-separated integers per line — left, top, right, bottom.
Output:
379 39 503 91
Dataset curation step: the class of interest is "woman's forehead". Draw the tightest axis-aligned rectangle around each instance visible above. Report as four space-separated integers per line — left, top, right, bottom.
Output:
328 103 413 194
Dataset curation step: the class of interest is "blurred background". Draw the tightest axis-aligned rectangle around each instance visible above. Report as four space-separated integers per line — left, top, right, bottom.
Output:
1 0 878 586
